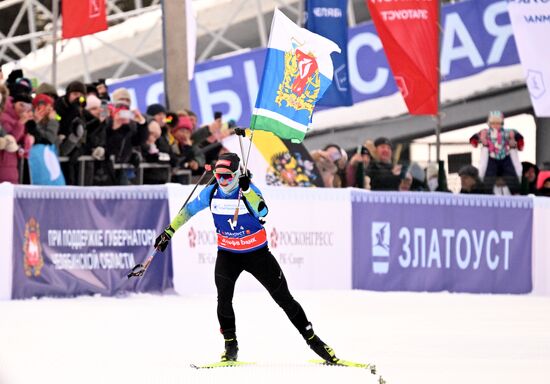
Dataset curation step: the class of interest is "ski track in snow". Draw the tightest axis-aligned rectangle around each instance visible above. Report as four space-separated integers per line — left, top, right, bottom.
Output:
0 290 549 384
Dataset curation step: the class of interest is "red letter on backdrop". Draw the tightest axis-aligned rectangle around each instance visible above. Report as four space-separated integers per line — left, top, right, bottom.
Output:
62 0 108 39
367 0 439 115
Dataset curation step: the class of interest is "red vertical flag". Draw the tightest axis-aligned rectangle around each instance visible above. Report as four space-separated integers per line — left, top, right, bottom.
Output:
62 0 108 39
367 0 439 115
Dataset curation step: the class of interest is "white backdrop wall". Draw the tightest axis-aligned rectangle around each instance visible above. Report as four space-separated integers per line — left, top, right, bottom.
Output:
168 184 352 295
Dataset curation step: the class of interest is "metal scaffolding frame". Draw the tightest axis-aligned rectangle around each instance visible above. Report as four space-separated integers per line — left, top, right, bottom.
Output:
0 0 360 86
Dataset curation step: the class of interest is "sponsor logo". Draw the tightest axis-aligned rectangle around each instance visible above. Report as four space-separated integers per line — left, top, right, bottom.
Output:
217 229 267 251
312 7 343 18
394 76 409 98
187 226 219 248
270 228 279 248
211 198 247 215
371 222 390 274
269 227 334 249
334 64 349 92
23 217 44 277
370 222 516 273
89 0 101 18
526 70 546 99
188 227 196 248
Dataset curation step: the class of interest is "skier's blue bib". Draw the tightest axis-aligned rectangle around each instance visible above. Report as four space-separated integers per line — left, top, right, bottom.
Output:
186 184 267 253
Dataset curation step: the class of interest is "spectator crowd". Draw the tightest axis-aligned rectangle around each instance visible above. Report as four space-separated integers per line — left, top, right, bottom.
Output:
0 69 232 186
0 68 548 197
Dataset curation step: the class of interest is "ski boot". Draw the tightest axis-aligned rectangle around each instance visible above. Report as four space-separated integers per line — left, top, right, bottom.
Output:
304 323 338 364
221 333 239 362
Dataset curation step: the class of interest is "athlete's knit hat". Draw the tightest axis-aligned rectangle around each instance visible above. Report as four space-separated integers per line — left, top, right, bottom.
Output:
214 153 240 173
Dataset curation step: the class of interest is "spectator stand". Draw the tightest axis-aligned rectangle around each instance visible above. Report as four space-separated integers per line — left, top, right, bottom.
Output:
18 156 191 186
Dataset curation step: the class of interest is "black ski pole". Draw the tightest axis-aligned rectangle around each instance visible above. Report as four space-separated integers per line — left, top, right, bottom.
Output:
127 165 215 279
178 164 214 211
232 128 250 225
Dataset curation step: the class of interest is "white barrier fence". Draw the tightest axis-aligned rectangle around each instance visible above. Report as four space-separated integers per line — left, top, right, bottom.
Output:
0 183 548 299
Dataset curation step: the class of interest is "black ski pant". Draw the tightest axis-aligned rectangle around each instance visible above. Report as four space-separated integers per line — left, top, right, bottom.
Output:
215 246 310 339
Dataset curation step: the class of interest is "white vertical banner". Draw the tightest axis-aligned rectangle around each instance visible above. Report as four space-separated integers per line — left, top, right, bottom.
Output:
508 3 550 117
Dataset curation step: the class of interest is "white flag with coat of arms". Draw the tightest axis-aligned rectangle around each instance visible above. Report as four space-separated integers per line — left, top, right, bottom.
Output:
250 9 340 143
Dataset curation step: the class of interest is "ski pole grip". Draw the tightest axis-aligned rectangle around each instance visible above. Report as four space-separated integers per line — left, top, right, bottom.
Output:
234 127 247 137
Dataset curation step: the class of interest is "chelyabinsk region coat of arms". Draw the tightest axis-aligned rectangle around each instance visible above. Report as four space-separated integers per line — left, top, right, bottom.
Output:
23 217 44 277
275 40 321 118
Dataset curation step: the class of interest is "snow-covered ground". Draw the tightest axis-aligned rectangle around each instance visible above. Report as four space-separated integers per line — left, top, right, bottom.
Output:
0 290 548 384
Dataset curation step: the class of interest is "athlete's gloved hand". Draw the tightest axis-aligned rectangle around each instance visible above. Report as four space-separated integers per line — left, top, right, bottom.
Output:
239 173 250 192
234 127 247 137
154 226 174 251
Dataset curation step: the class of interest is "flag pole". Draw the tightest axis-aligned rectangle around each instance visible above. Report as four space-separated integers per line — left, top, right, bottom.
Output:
243 129 255 172
232 128 255 225
435 0 442 163
51 0 58 89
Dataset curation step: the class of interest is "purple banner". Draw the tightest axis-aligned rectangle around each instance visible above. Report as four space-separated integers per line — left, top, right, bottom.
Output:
12 186 173 299
352 192 533 294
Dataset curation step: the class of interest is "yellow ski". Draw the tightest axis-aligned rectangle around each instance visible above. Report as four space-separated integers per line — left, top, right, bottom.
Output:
309 359 377 374
190 361 255 369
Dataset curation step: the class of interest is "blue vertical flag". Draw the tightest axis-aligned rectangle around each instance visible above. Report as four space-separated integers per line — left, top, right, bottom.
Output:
28 144 66 185
306 0 353 107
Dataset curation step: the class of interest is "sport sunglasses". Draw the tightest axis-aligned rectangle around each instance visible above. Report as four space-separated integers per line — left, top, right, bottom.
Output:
214 172 236 182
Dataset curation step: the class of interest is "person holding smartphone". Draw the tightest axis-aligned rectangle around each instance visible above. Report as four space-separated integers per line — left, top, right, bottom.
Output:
103 94 148 185
346 145 371 189
26 94 58 146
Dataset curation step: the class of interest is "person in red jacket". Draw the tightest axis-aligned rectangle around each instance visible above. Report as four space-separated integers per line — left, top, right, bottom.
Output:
0 88 33 183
